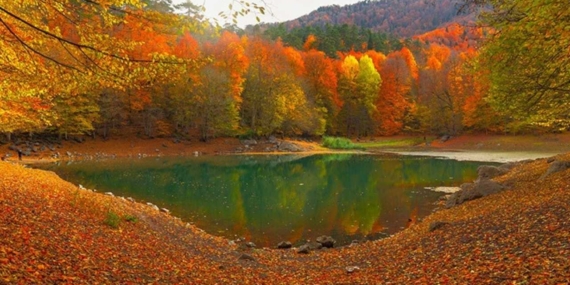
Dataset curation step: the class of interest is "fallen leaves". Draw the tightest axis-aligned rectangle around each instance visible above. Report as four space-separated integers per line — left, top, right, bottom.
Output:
1 156 570 283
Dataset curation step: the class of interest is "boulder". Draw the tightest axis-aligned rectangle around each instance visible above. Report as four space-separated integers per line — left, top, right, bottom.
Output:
297 244 310 254
306 241 323 250
476 165 509 182
278 141 303 152
241 139 257 146
440 135 451 142
238 253 255 262
245 242 256 248
540 160 570 180
429 221 450 232
277 241 292 249
316 236 336 248
446 179 505 208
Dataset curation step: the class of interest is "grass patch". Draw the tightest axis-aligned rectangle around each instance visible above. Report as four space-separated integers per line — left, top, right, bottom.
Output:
104 211 121 229
356 137 428 148
123 214 138 223
322 136 365 150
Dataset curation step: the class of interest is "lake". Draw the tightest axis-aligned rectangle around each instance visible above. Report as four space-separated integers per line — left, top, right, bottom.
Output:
35 154 487 247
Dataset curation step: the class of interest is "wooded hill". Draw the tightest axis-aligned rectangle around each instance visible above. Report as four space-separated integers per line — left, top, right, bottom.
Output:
251 0 476 38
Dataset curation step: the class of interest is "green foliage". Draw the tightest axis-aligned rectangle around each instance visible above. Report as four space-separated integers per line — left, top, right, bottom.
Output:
123 214 138 223
356 137 427 148
263 24 402 57
475 0 570 131
321 136 365 150
104 211 121 229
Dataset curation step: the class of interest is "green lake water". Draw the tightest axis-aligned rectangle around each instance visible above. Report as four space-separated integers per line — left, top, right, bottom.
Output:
36 154 487 247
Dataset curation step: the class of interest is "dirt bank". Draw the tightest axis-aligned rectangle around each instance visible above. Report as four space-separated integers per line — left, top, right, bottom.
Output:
0 136 330 164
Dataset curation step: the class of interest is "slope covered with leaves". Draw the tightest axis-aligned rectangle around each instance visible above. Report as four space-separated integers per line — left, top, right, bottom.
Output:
1 155 569 283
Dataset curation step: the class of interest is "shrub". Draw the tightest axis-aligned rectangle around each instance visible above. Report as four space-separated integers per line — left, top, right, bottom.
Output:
123 215 138 223
104 211 121 229
321 136 365 150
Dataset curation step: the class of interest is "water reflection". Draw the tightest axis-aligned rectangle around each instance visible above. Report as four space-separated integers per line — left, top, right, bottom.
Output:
37 154 485 246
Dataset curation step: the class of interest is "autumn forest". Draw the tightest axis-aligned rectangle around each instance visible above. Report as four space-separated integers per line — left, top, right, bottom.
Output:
1 0 569 142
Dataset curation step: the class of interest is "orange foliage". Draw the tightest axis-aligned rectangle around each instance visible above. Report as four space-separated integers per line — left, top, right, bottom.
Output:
303 50 342 110
376 52 411 135
205 32 250 103
303 34 317 51
400 47 418 81
114 13 172 60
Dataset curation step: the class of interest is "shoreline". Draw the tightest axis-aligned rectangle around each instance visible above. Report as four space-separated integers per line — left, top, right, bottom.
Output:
2 145 570 282
4 133 570 165
377 148 561 163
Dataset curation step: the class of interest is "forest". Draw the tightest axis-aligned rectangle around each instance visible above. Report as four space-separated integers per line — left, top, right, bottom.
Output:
0 0 569 142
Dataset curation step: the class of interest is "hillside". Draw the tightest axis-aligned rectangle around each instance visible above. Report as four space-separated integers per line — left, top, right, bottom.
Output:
253 0 476 38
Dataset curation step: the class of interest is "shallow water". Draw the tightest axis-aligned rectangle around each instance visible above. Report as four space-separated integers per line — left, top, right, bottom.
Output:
36 154 488 247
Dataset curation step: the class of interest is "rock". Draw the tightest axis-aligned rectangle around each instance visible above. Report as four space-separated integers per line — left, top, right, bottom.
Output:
238 253 255 262
425 186 461 193
429 221 450 232
269 135 277 144
316 235 336 248
440 135 451 142
160 208 170 214
73 137 85 143
278 141 303 152
540 160 570 180
127 197 135 202
547 157 556 163
476 165 509 182
245 242 256 248
346 266 360 274
162 143 168 148
277 241 292 249
66 151 72 157
297 244 310 254
147 203 159 211
306 241 323 250
446 180 505 208
498 162 519 171
241 139 257 146
105 192 114 197
48 145 56 151
8 144 18 151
